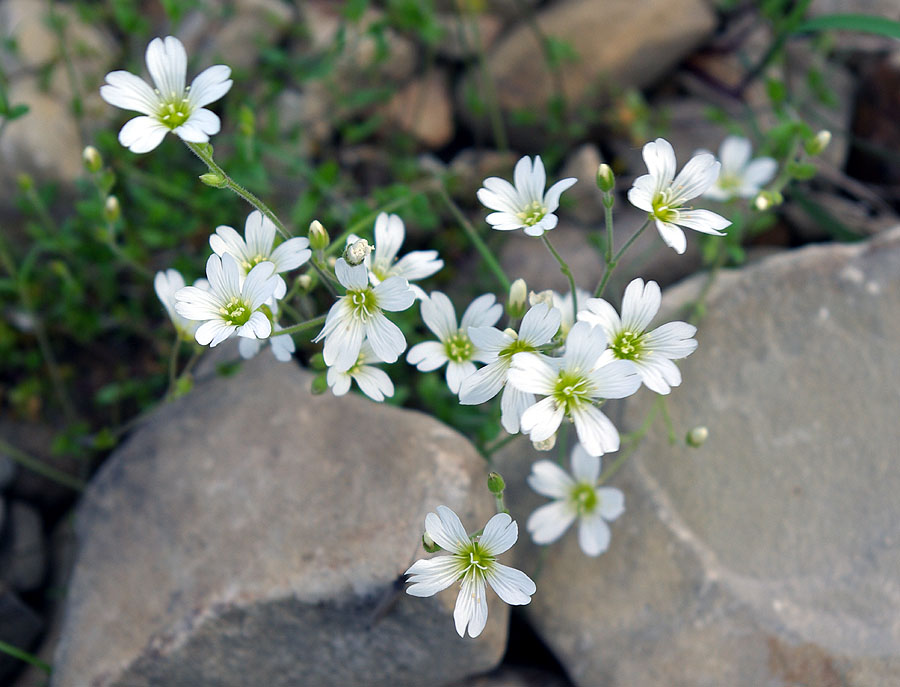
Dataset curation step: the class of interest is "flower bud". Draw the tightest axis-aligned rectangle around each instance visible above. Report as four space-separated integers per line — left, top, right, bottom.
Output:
686 425 709 448
528 289 554 309
507 278 527 319
343 238 371 266
487 471 506 494
310 373 329 395
82 146 102 173
533 433 557 451
753 190 782 211
596 163 615 192
804 129 831 157
103 195 120 222
422 532 441 553
199 172 227 188
308 220 330 252
296 274 313 292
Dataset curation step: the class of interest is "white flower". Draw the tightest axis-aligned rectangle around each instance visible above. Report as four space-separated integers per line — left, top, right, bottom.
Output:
509 321 641 457
578 278 697 395
477 155 577 237
326 341 394 402
406 292 503 393
154 269 208 340
459 303 561 434
703 136 777 202
174 254 279 347
527 443 624 556
405 506 535 638
100 36 232 153
313 258 415 372
210 210 311 300
351 213 443 297
627 138 731 254
238 323 295 362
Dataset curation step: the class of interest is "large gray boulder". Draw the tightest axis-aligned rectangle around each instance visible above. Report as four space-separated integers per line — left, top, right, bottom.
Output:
52 352 506 687
497 229 900 686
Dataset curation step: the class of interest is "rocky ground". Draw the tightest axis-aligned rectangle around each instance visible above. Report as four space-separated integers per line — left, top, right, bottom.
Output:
2 0 900 685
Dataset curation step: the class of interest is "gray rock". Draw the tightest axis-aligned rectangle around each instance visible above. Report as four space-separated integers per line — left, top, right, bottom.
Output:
0 454 15 491
0 586 44 685
501 228 900 686
458 0 716 142
52 354 507 687
450 666 572 687
559 144 605 225
385 70 455 148
0 501 46 593
199 0 294 71
434 12 504 61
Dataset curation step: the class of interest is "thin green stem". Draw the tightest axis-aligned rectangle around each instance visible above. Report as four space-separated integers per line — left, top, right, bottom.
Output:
541 235 578 322
0 640 52 674
104 221 152 279
272 314 327 338
435 185 510 291
593 218 650 299
483 432 518 459
603 194 615 264
597 399 659 486
185 141 291 239
0 438 85 492
310 259 339 297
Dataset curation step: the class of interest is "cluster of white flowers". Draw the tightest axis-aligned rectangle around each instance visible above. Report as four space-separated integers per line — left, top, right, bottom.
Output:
107 36 767 641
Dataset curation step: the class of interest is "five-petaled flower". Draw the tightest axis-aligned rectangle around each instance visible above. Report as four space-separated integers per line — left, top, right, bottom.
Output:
459 303 561 434
578 278 697 395
477 155 577 237
174 253 279 347
703 136 777 202
210 210 311 300
407 292 503 393
406 505 536 638
313 258 415 372
509 321 641 456
100 36 232 153
527 443 625 556
327 340 395 402
627 138 731 254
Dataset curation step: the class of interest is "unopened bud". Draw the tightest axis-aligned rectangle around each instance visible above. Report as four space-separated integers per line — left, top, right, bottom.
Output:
17 173 34 191
310 373 329 395
487 471 506 494
753 190 782 211
199 172 227 188
422 532 441 553
343 238 371 266
296 274 313 291
686 426 709 448
82 145 102 173
533 433 557 452
596 163 615 192
507 278 527 319
804 129 831 157
308 220 330 252
528 289 554 309
103 195 120 222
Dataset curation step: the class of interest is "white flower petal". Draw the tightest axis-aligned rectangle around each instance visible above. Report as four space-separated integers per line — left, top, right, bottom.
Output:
520 396 564 442
486 563 535 606
405 556 463 597
270 238 312 272
578 513 611 556
479 512 517 556
508 352 558 395
188 64 232 108
185 107 221 136
391 251 443 282
353 365 394 402
588 358 641 399
527 460 575 499
670 153 720 203
420 292 458 341
446 360 476 394
741 157 777 191
118 116 169 153
374 213 405 265
468 326 512 356
643 321 697 358
571 404 620 456
527 500 576 544
366 311 406 363
145 36 187 99
543 177 577 212
373 277 415 312
335 258 369 290
426 506 470 553
519 303 561 346
407 341 448 372
570 443 600 483
642 138 677 193
461 293 502 330
500 384 533 434
100 71 158 115
323 313 365 372
578 298 620 337
459 359 509 405
620 278 660 333
676 209 730 236
718 135 752 173
597 486 625 520
655 220 687 254
627 174 656 213
455 575 488 638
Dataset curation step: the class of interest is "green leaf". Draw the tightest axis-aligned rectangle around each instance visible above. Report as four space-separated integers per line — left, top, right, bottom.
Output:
793 13 900 40
7 103 29 120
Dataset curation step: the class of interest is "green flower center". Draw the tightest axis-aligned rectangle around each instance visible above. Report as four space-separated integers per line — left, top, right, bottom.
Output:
445 332 473 363
454 540 495 580
219 296 252 326
240 254 270 272
348 288 377 321
717 173 740 192
651 190 680 223
611 329 645 361
499 337 536 359
370 258 391 282
517 200 547 227
552 370 591 414
157 93 193 129
571 482 598 515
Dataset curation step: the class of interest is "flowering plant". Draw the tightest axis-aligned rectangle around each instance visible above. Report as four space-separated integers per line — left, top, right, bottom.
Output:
93 35 831 640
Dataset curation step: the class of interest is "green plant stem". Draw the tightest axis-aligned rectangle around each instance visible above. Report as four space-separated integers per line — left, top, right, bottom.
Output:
273 314 328 338
0 640 52 674
0 438 84 492
593 218 650 299
435 185 510 291
541 235 578 321
597 398 659 486
185 141 291 239
310 259 339 297
603 195 615 263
